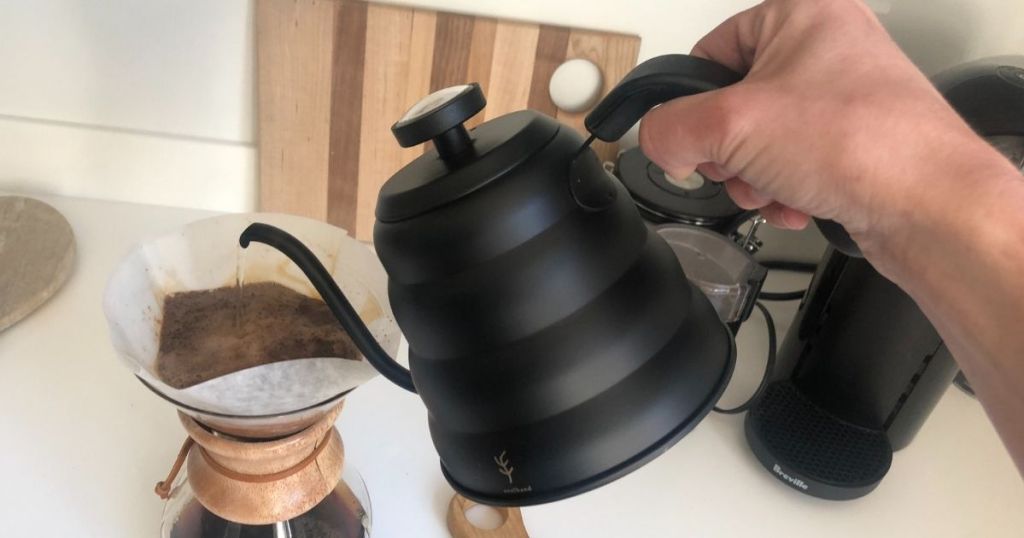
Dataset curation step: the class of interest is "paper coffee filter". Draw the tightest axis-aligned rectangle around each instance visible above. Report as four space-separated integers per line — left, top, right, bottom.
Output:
103 213 401 417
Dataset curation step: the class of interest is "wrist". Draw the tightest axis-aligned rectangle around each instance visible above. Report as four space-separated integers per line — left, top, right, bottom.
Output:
858 143 1024 288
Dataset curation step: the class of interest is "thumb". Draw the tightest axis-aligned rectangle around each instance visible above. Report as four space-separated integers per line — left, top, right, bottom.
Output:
638 87 751 184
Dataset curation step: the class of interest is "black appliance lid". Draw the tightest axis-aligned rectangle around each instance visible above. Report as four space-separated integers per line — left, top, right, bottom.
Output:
934 58 1024 138
988 135 1024 171
377 110 560 222
615 146 743 224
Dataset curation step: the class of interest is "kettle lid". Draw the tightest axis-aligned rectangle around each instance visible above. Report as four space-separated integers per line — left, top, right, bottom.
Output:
615 146 746 229
377 84 559 222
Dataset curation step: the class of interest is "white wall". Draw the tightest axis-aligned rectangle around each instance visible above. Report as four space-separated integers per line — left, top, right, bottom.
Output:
0 0 256 211
0 0 1021 213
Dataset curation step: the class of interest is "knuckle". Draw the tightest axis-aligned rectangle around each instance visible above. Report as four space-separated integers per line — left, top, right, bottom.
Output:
640 87 764 171
638 112 671 162
767 0 869 25
704 88 757 163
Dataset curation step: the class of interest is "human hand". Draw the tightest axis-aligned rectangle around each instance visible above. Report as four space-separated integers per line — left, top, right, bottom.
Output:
639 0 1008 260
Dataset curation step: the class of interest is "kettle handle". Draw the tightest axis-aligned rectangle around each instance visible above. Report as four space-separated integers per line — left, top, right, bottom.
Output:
585 54 742 142
586 54 864 257
239 223 417 393
813 218 863 257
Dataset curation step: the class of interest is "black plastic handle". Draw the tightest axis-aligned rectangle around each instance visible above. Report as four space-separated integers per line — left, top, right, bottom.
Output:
585 54 743 142
239 223 417 393
814 218 863 258
587 53 864 256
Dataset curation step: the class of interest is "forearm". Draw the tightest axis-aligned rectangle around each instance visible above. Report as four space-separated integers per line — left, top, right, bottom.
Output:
867 146 1024 473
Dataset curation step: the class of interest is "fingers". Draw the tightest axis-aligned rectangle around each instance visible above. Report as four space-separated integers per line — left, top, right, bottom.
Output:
696 162 733 181
725 178 809 229
691 5 763 72
639 88 750 183
642 1 815 233
724 178 772 209
759 202 810 230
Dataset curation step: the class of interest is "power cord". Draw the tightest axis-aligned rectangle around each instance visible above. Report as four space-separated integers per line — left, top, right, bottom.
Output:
712 261 813 413
759 260 817 273
714 301 777 415
758 290 806 301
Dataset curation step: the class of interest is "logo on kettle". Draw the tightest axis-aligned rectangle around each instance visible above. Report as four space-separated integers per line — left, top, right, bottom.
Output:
494 450 515 484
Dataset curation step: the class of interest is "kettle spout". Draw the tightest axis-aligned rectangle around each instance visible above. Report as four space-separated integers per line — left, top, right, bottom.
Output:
239 223 416 393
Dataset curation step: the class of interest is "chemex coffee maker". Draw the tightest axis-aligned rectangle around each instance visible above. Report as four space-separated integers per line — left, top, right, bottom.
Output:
106 213 403 537
239 51 1021 512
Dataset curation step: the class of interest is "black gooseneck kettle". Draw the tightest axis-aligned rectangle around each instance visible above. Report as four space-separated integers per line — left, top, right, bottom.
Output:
241 55 776 506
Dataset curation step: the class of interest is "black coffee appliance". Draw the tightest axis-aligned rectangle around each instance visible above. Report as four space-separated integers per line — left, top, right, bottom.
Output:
935 57 1024 394
815 58 1024 257
934 56 1024 167
744 249 959 500
241 55 749 506
743 57 1024 500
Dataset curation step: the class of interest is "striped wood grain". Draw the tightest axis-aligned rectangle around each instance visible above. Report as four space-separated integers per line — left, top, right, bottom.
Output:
257 0 640 240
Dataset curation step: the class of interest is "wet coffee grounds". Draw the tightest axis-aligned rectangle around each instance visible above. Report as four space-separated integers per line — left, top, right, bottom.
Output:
156 282 358 389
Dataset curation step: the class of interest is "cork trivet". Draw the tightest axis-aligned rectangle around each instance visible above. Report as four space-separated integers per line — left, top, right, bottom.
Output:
0 196 75 332
447 494 529 538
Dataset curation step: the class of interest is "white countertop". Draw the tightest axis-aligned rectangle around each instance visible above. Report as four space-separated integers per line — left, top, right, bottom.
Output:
1 193 1021 537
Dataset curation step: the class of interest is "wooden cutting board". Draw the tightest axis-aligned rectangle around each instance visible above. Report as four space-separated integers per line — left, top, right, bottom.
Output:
257 0 640 240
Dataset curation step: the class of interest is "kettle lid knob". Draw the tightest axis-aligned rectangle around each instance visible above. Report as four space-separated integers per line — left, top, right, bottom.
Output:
392 84 486 161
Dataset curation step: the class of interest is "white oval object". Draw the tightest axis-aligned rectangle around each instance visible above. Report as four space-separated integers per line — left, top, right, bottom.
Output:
665 171 706 191
548 58 604 113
